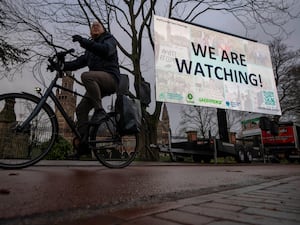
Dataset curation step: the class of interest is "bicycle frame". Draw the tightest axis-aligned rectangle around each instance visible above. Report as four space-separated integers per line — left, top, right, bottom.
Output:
18 72 82 139
0 49 140 169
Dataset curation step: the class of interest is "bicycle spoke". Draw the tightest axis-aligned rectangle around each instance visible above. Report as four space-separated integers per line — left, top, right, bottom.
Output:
0 93 57 169
90 117 138 168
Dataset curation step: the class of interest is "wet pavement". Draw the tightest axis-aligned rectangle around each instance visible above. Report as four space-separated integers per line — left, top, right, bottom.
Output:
0 162 300 225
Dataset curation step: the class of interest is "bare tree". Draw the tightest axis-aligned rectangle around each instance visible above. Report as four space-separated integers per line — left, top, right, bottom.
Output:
168 0 299 39
178 106 218 138
101 0 159 160
178 106 244 138
285 66 300 122
269 38 300 121
226 109 243 132
0 0 27 76
1 0 299 159
0 0 72 82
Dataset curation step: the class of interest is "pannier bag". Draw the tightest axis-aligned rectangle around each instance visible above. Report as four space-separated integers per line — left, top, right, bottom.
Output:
115 94 142 135
117 74 130 95
140 80 151 107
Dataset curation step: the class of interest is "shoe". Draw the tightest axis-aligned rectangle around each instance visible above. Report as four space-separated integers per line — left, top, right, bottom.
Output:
67 153 81 160
78 142 90 155
68 140 91 160
68 150 91 160
90 109 107 124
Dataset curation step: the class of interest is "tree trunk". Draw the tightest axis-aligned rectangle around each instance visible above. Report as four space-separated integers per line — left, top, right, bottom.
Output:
137 107 160 161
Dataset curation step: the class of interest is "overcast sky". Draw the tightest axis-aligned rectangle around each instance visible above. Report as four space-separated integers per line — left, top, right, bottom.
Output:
1 1 299 135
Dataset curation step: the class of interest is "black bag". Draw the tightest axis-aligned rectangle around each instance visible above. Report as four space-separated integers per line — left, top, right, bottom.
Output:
140 80 151 107
115 94 142 135
118 74 130 95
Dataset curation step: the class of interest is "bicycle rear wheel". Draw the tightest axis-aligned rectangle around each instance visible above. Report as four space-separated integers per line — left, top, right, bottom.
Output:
0 93 58 169
89 113 138 168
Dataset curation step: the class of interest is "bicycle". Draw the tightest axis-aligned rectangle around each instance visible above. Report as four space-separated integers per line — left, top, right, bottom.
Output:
0 49 139 169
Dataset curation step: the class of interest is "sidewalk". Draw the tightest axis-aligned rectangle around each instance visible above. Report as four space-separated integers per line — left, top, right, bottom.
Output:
1 164 299 225
56 176 300 225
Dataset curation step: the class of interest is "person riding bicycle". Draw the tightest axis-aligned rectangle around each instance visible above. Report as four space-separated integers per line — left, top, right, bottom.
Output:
63 20 120 156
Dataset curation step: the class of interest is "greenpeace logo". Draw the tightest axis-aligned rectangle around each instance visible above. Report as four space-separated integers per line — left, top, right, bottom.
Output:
199 98 222 105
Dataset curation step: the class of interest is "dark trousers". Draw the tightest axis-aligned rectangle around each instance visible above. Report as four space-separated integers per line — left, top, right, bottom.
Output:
76 71 117 136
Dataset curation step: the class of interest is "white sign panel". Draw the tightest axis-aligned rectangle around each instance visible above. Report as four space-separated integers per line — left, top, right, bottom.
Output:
154 15 281 115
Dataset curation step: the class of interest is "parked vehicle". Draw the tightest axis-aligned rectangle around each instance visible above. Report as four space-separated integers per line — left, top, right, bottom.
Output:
241 117 300 163
159 117 300 163
159 130 248 163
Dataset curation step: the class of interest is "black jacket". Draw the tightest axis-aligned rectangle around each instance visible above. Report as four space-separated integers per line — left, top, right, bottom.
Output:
64 32 120 83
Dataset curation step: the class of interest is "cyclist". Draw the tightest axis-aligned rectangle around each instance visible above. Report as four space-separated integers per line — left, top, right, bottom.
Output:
59 21 120 156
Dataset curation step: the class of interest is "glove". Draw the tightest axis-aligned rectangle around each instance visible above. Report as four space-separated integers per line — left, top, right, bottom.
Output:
48 60 63 72
72 35 93 50
72 35 83 43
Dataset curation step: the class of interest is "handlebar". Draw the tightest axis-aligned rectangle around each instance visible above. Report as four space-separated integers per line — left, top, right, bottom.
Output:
56 48 75 58
47 48 75 73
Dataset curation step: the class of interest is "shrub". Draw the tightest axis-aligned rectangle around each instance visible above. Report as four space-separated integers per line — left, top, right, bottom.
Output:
44 136 73 160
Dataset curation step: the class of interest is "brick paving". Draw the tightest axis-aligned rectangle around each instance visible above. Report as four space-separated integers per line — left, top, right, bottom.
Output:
59 176 300 225
1 165 300 225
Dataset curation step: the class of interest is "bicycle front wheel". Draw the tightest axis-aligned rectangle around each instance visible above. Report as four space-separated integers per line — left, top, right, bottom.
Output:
89 114 138 168
0 93 58 169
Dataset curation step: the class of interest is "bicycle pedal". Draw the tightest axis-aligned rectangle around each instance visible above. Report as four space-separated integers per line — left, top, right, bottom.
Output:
67 153 80 160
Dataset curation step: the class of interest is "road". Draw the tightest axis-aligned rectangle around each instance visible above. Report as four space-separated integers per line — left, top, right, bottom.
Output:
1 162 300 225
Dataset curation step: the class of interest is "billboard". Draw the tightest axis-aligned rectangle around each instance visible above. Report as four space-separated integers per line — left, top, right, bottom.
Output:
154 15 281 115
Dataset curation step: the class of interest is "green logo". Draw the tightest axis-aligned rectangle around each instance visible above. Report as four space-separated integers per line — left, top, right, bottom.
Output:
199 98 222 105
187 93 194 103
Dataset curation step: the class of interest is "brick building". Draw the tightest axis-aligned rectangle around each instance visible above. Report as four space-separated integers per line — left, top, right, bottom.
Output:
157 103 170 145
55 74 77 143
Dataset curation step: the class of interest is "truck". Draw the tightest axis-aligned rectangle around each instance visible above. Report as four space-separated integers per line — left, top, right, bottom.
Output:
159 130 250 163
241 117 300 163
159 117 300 163
158 109 253 163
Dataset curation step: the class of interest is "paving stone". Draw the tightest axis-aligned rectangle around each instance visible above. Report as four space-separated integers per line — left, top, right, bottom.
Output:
263 199 300 208
199 202 244 212
55 214 124 225
121 216 181 225
176 193 227 206
222 195 266 203
237 193 300 202
220 181 281 196
4 168 299 225
155 209 216 225
207 221 249 225
214 198 300 214
175 196 213 206
242 207 300 222
179 205 300 225
255 192 300 201
111 177 300 225
108 202 180 220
